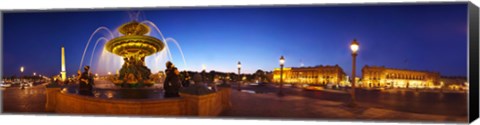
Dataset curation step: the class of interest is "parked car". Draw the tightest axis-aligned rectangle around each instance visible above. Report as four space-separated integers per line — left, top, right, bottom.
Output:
258 82 268 86
303 84 324 91
0 83 11 88
19 82 33 89
326 83 334 89
292 84 303 88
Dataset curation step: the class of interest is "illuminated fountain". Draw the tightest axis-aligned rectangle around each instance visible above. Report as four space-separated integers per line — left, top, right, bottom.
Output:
105 21 164 87
77 18 188 88
47 12 231 116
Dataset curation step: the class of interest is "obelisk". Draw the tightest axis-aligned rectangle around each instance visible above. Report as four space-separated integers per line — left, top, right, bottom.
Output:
60 45 67 81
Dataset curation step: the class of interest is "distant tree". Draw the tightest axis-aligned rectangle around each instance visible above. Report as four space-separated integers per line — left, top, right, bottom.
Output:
9 75 17 80
254 69 266 82
209 70 216 83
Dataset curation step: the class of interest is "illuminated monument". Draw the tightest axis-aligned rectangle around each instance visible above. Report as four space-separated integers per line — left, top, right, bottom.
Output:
60 46 67 82
105 21 165 87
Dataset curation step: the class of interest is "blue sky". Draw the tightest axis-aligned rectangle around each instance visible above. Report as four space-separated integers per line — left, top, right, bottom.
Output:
2 3 468 77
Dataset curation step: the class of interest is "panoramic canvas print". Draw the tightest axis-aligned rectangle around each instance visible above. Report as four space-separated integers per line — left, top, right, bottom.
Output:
1 3 470 123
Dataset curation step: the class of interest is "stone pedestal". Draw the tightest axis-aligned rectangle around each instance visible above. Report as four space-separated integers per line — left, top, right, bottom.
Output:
55 93 186 115
180 88 231 116
50 87 231 116
45 87 61 112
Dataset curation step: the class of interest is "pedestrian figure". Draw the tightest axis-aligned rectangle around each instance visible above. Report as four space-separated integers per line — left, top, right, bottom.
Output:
163 61 182 98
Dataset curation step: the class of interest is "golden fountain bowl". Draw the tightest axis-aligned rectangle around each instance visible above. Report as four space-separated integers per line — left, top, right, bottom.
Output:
105 35 164 57
105 21 165 57
118 21 150 36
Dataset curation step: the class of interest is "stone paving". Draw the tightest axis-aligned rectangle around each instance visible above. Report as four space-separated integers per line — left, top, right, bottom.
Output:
219 89 468 123
2 83 49 113
1 85 468 123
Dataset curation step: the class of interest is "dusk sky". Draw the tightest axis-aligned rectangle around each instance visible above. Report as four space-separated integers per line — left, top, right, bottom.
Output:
2 3 468 77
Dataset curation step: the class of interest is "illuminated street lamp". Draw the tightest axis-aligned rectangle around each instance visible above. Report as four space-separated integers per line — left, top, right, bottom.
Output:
108 72 112 75
20 66 25 79
237 61 242 91
349 39 359 107
20 66 25 89
32 72 37 82
278 56 285 97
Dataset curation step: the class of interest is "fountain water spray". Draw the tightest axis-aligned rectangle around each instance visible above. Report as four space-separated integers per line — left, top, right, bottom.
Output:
88 37 109 66
140 20 173 61
165 37 188 69
79 27 114 70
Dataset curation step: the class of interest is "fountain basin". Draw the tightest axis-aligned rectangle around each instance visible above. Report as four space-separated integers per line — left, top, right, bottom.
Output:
105 35 164 57
46 87 231 116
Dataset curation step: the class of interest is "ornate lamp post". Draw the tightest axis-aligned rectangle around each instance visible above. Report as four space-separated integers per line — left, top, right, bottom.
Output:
237 61 242 91
20 66 24 80
278 56 285 96
20 66 25 89
33 72 37 82
349 39 359 106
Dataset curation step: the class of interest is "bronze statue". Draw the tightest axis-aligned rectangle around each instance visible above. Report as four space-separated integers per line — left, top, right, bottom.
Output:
79 66 94 96
163 61 181 98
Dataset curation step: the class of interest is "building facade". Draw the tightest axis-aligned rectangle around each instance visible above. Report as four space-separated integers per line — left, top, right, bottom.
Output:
361 65 440 88
439 76 468 90
273 65 347 85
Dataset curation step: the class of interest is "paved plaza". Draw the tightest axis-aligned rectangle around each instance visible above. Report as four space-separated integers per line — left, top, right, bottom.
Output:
239 84 468 116
2 83 48 113
1 83 468 123
221 89 467 123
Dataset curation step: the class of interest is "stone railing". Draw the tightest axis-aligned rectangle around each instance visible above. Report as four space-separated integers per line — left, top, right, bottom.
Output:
46 87 231 116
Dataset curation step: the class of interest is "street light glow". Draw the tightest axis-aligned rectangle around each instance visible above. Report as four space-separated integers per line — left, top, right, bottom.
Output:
350 39 359 54
20 66 24 73
279 56 285 65
237 61 242 68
